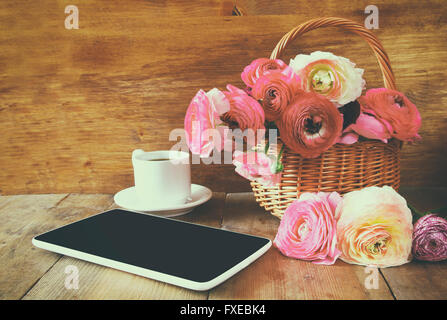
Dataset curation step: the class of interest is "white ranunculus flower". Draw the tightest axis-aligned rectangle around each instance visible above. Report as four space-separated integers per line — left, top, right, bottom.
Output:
289 51 366 107
335 186 413 268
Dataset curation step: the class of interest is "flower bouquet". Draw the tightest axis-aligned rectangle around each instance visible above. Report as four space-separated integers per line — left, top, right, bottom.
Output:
273 185 447 267
183 17 421 219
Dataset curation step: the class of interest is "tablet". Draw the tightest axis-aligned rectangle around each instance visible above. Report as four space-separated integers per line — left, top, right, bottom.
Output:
32 209 271 291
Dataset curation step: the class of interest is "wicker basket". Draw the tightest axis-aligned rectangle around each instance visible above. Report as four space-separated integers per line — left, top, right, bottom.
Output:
250 17 401 219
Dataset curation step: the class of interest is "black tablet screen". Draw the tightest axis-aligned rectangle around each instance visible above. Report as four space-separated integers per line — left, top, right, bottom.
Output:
35 209 270 283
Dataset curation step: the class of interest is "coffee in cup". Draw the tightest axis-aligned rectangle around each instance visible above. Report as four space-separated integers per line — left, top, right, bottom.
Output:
132 149 191 208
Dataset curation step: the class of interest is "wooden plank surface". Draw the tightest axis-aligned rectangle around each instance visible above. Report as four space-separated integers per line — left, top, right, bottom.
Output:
22 193 225 299
0 194 67 299
209 193 394 299
236 0 445 19
379 187 447 300
0 1 446 195
0 189 447 299
0 193 115 299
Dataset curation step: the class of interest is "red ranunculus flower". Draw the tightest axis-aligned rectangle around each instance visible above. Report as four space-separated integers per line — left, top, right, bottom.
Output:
221 84 265 133
359 88 421 142
251 70 301 122
277 91 343 158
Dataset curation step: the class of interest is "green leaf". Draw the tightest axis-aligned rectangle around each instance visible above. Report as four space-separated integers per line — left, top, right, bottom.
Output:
408 203 447 223
429 206 447 218
407 202 425 223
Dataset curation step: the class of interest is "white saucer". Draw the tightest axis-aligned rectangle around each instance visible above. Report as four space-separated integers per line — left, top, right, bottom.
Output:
113 184 212 217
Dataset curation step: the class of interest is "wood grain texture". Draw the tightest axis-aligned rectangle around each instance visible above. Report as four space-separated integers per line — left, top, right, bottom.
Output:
175 192 226 228
0 194 66 299
0 1 446 195
23 255 207 300
379 187 447 300
0 193 114 299
209 193 394 299
23 192 225 299
236 0 445 18
1 189 447 299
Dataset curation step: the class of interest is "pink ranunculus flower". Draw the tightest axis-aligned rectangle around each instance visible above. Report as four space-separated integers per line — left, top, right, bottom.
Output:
290 51 366 107
274 192 342 265
241 58 289 88
350 112 393 143
337 126 359 145
335 186 413 268
232 150 281 186
412 214 447 262
359 88 421 142
184 88 230 157
251 69 302 122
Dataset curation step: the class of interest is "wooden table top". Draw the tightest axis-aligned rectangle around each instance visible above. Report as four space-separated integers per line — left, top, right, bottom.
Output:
1 187 446 300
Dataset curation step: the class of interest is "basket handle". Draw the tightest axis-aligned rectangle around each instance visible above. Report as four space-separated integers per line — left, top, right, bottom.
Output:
270 17 396 90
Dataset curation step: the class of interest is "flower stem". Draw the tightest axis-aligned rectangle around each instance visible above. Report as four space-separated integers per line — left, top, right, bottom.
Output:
278 144 285 159
430 206 447 217
274 144 285 173
264 141 270 154
407 202 424 218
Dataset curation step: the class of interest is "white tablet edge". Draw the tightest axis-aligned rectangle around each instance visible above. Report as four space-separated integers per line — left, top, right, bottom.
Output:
31 210 272 291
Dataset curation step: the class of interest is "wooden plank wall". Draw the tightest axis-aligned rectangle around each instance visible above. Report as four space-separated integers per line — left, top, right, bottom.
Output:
0 0 446 195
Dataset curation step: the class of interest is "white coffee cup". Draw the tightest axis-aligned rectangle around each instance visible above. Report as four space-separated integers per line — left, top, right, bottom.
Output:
132 149 191 208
